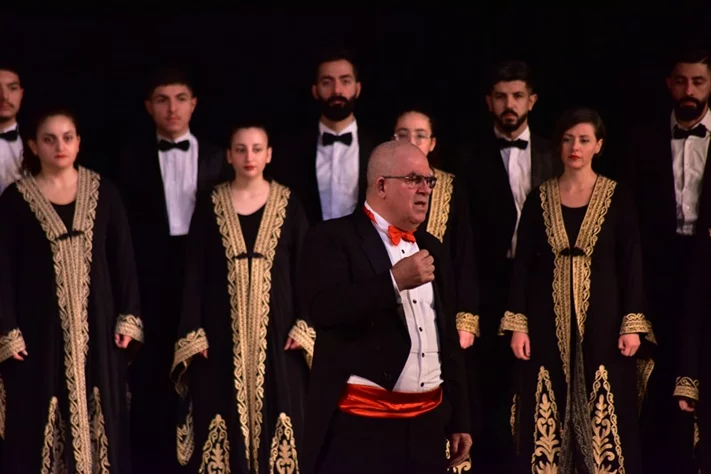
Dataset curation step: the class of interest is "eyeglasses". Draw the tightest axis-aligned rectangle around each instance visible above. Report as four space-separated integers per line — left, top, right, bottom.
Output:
393 130 432 144
382 174 437 189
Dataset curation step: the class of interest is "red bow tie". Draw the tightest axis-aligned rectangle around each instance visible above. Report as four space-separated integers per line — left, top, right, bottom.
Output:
363 206 416 246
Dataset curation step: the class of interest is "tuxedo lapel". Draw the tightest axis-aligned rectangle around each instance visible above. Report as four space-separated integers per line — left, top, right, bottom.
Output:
486 137 518 219
140 138 170 231
530 135 551 189
695 132 711 231
657 125 678 232
357 129 374 206
196 138 212 190
414 229 447 336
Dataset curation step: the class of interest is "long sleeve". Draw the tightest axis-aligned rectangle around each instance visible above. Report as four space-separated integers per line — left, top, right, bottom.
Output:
0 189 25 364
105 181 144 345
499 190 539 335
171 191 211 395
450 179 481 338
286 196 317 367
300 224 398 330
615 186 654 343
674 234 708 401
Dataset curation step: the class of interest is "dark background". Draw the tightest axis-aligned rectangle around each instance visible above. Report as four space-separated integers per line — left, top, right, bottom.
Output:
4 6 711 178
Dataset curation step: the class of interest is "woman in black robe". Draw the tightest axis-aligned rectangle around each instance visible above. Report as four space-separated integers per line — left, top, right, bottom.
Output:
0 107 143 473
499 108 655 473
171 123 312 473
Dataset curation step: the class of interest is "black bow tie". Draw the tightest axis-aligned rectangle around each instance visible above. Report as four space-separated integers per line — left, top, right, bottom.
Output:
158 139 190 152
673 124 707 140
322 131 353 146
497 138 528 150
0 130 19 142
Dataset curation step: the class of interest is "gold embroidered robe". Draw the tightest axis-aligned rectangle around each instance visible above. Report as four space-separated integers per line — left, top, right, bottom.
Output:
171 181 312 473
0 167 143 474
499 176 655 474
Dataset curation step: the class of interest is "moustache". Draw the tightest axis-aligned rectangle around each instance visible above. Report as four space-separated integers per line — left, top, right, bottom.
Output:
327 96 348 107
500 109 518 119
678 96 702 107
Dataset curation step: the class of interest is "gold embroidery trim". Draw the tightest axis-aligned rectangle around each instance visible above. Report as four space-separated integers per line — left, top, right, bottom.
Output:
18 166 99 474
288 319 316 369
268 412 300 474
41 396 67 474
172 328 209 397
619 313 657 344
199 414 230 474
177 401 195 466
0 375 5 439
115 314 144 343
498 311 528 334
674 376 700 400
589 364 625 473
0 328 26 363
540 177 615 383
456 312 480 337
213 181 289 474
445 439 472 473
90 387 111 474
637 358 655 412
531 366 561 472
427 168 454 242
510 393 518 438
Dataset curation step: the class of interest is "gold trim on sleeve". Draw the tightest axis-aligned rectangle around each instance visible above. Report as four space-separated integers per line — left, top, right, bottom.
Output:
498 311 528 334
674 377 700 401
18 166 100 474
171 328 209 397
268 412 300 474
288 319 316 368
0 328 26 363
456 312 480 337
115 314 144 343
0 375 5 439
213 181 289 474
619 313 656 344
426 168 454 243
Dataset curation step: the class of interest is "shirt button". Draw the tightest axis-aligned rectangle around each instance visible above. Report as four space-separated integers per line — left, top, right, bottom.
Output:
413 300 417 304
401 249 405 254
419 327 423 332
422 353 425 357
420 383 424 388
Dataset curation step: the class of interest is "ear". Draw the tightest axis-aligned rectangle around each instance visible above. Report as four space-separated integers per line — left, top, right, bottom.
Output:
266 146 273 164
76 135 81 151
225 149 232 164
595 138 604 155
429 137 437 154
311 84 319 101
528 92 539 111
355 81 362 99
485 95 493 112
27 139 38 156
377 177 387 197
190 96 198 113
144 99 153 116
665 76 673 94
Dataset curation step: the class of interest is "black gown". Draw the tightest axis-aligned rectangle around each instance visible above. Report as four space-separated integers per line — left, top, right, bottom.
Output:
0 166 143 474
500 176 655 474
171 180 312 473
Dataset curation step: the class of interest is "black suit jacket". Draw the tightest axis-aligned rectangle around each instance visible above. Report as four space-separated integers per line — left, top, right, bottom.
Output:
298 209 470 474
452 131 558 330
271 123 378 225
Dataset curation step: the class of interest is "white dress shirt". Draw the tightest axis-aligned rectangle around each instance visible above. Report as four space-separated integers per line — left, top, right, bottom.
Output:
496 126 532 258
157 131 199 236
671 109 711 236
347 202 442 393
0 123 23 195
316 120 360 221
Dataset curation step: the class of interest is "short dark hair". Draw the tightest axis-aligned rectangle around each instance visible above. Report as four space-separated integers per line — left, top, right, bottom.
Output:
227 121 271 148
489 60 534 93
23 106 79 176
668 48 711 75
552 107 606 158
145 67 195 100
314 48 359 83
0 61 22 81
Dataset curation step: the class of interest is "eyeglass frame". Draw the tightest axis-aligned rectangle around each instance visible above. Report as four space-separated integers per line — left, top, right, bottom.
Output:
392 130 434 143
381 173 437 189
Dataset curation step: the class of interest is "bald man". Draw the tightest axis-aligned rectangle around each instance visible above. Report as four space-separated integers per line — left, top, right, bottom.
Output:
299 141 472 474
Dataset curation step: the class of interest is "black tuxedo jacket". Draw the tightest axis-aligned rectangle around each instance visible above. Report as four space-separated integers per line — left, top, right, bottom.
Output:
112 133 232 309
271 123 378 225
451 131 558 326
298 208 470 474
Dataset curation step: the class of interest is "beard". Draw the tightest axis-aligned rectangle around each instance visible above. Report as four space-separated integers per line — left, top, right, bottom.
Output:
674 96 707 122
319 94 357 122
494 109 528 134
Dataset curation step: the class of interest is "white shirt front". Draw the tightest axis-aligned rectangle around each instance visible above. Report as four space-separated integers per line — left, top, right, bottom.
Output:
0 123 23 195
495 126 532 258
671 109 711 236
347 202 442 393
315 120 360 221
157 131 199 236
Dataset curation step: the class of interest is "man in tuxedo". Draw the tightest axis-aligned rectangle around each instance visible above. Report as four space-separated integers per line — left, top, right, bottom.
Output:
451 59 558 473
0 64 24 194
300 140 472 474
271 49 377 224
112 67 231 473
622 47 711 474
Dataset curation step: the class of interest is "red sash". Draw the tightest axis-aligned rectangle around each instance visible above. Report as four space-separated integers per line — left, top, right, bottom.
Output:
337 384 442 419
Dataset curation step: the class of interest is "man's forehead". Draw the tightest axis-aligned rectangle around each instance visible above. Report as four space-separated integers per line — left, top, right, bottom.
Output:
493 80 528 94
0 70 20 84
673 62 711 79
